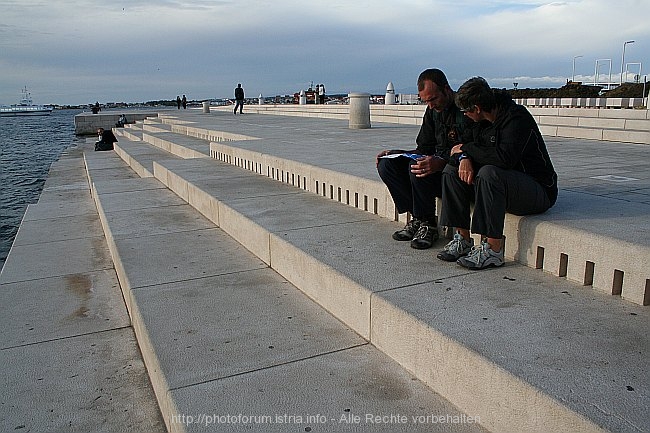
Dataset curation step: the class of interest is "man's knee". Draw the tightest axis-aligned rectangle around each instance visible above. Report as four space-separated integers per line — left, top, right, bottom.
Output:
442 163 458 176
378 157 408 181
441 163 464 190
476 165 504 185
377 158 393 180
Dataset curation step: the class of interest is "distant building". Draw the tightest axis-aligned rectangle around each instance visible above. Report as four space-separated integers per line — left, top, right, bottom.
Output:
399 94 420 104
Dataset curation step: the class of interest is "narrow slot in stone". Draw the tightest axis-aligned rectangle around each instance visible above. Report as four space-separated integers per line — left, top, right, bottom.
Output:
584 261 595 286
535 246 544 269
559 253 568 277
612 270 624 296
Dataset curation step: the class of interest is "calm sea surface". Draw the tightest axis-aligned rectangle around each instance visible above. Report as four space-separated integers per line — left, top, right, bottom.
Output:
0 109 84 271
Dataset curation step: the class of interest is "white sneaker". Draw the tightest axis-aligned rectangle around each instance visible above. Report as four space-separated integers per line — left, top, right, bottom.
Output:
457 241 504 270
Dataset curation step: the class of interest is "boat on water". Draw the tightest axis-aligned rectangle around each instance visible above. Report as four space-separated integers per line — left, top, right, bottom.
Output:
0 87 53 117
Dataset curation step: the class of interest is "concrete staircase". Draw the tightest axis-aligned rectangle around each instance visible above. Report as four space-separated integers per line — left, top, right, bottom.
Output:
93 113 649 432
152 111 650 307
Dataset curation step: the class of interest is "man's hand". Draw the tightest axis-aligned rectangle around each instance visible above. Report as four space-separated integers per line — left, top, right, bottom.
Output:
411 155 446 178
458 158 474 185
450 143 464 156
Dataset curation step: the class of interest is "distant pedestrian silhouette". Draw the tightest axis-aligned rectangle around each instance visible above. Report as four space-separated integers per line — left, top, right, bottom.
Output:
176 96 181 109
234 83 244 114
182 95 187 109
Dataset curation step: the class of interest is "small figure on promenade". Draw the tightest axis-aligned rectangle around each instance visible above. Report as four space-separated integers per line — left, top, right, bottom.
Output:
94 128 118 151
318 83 325 104
182 95 187 109
234 83 244 114
116 114 128 127
437 77 558 269
176 95 182 109
376 68 474 249
91 101 100 114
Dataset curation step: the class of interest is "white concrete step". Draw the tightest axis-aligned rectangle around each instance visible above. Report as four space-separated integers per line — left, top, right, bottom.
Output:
85 147 488 433
158 112 650 307
114 124 143 142
112 136 648 433
141 131 211 158
0 146 165 432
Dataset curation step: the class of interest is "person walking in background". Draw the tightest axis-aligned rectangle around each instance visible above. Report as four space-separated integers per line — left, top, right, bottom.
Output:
234 83 245 114
437 77 558 269
182 95 187 109
319 83 325 104
176 96 181 109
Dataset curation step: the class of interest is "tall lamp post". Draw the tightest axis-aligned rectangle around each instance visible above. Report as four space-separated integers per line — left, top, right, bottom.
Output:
620 40 635 85
572 55 583 83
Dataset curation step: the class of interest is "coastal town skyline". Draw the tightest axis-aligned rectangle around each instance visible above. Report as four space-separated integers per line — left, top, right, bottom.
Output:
1 0 648 106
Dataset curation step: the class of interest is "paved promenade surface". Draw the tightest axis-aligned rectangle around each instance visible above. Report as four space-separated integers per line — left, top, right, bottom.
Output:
0 145 166 432
1 109 648 433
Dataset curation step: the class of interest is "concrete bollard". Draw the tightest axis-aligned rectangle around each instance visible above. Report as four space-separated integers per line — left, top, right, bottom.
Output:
348 92 371 129
299 90 306 105
259 94 264 105
202 101 210 113
385 82 396 105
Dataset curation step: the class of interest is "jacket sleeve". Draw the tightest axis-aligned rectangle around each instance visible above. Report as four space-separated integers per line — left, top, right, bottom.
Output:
461 108 531 169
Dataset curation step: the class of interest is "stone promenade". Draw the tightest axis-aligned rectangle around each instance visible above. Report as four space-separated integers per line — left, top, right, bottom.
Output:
1 109 648 433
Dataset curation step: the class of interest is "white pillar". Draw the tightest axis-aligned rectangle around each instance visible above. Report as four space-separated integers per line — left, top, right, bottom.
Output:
385 81 396 105
202 101 210 113
299 90 306 105
259 94 264 105
348 92 371 129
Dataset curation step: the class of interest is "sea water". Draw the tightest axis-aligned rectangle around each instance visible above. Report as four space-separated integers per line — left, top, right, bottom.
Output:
0 109 84 271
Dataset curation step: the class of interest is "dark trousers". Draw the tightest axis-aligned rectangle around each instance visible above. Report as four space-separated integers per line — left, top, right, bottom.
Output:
377 156 441 223
439 164 551 239
234 100 244 113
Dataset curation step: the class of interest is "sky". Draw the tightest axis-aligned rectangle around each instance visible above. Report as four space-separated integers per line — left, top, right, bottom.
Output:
1 0 648 106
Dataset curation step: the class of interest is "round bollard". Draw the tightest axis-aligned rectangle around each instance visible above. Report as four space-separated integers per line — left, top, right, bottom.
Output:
202 101 210 113
348 92 371 129
299 90 306 105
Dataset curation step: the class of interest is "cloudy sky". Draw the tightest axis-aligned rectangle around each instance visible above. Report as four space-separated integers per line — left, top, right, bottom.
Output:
1 0 648 105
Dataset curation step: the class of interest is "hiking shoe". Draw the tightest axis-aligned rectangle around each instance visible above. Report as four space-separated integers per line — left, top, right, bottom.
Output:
437 233 474 262
392 219 421 241
457 241 504 270
410 222 439 249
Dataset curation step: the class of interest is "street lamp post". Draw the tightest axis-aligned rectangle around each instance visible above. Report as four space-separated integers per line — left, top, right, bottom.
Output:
620 40 635 85
595 59 612 89
572 55 583 83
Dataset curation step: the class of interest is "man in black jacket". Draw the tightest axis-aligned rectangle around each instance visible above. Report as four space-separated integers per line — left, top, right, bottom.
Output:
234 84 244 114
94 128 118 151
376 68 474 249
437 77 558 269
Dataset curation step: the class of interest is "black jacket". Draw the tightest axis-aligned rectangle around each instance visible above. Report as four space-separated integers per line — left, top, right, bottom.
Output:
415 103 474 162
95 130 117 151
461 91 558 205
